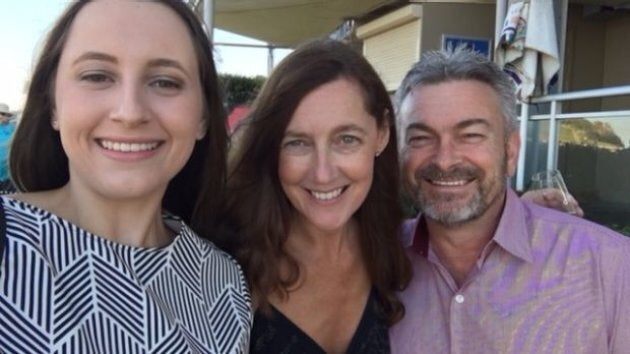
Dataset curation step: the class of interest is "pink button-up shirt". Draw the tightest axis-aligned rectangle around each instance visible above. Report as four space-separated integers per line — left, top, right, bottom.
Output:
390 189 630 353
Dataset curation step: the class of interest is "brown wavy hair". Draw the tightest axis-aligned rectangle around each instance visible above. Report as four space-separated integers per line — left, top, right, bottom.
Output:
9 0 228 226
221 39 411 325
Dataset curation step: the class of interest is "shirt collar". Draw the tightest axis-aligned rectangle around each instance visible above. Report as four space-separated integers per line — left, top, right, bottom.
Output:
492 189 534 263
408 188 533 263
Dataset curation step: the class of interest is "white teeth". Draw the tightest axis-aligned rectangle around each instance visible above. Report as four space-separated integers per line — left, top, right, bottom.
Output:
100 140 159 152
311 188 343 201
432 180 467 186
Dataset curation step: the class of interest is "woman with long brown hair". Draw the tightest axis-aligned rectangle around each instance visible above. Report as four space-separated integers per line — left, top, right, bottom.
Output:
216 39 412 353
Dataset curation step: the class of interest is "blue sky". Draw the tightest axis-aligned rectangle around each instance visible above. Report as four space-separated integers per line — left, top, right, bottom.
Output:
0 1 290 111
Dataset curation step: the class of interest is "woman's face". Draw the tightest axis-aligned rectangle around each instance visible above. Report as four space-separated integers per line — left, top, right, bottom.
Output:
278 78 389 234
53 0 205 202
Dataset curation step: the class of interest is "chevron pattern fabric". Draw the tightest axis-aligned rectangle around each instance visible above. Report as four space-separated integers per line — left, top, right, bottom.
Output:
0 196 252 353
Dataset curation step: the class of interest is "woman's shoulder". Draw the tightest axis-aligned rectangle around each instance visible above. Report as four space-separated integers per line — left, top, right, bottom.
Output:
1 191 67 218
174 219 250 282
1 193 56 221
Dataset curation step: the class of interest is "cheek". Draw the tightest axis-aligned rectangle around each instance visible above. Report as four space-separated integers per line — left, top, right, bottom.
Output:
353 155 376 181
401 149 426 175
278 155 303 187
162 105 204 139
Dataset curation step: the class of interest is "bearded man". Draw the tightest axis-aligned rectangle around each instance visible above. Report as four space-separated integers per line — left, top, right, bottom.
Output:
389 49 630 354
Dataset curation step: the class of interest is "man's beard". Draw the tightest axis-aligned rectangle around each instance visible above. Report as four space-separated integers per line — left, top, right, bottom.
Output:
412 157 507 227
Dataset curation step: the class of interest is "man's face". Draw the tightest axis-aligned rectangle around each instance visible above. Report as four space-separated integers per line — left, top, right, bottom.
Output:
0 113 11 124
398 80 519 226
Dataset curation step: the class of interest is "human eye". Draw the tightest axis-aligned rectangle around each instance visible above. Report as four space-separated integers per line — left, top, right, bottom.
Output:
281 138 311 155
406 133 432 148
338 134 361 146
460 131 487 143
149 77 183 92
79 71 114 86
331 133 362 154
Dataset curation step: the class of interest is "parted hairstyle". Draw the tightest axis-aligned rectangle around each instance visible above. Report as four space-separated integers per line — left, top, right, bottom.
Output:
222 39 411 325
395 47 518 137
9 0 228 226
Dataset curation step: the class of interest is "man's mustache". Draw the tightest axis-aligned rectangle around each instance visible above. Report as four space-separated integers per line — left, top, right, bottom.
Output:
415 164 482 182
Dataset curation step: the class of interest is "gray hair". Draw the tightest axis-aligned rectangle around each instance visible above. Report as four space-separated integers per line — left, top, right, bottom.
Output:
395 47 518 134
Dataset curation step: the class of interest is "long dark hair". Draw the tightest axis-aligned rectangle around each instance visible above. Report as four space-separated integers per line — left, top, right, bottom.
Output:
10 0 228 226
221 39 411 325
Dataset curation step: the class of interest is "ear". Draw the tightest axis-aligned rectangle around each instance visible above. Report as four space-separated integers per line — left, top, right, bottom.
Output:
196 118 207 140
505 130 520 177
51 113 60 131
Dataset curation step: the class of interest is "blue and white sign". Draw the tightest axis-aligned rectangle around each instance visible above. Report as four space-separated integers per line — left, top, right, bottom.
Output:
442 35 492 59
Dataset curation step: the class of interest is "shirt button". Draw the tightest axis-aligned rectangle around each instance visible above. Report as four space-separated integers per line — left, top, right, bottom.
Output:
455 294 465 303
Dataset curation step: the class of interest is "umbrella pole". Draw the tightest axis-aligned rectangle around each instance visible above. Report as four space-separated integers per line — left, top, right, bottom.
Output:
494 0 508 60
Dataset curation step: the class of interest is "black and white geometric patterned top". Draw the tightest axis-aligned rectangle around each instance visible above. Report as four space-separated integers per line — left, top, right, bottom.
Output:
0 196 252 353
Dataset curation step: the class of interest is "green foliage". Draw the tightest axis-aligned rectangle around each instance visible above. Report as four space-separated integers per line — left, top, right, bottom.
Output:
219 74 266 112
560 118 624 149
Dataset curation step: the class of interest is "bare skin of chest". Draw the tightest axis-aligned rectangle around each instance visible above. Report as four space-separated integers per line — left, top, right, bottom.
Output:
270 253 371 354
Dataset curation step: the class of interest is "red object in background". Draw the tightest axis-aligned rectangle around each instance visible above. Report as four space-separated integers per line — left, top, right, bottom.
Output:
227 105 250 133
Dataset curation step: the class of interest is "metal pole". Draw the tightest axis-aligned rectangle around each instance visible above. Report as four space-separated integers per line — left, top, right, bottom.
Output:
557 0 568 95
494 0 508 59
516 102 529 191
267 45 275 75
547 100 558 170
203 0 214 42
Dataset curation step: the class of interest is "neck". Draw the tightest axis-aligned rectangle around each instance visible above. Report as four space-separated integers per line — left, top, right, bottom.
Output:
426 191 506 287
22 183 171 248
285 218 361 264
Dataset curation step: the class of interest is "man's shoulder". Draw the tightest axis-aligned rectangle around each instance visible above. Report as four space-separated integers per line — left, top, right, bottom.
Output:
522 199 630 252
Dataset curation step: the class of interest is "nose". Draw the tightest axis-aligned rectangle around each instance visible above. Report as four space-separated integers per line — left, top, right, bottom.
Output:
312 148 336 184
431 138 461 171
110 81 148 126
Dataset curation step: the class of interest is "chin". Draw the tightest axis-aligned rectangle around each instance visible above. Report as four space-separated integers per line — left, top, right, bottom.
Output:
421 194 486 226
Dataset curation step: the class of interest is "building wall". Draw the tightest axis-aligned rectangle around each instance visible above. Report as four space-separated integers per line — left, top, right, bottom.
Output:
420 3 494 54
357 3 494 91
363 20 421 91
563 5 606 112
357 5 422 91
601 13 630 110
564 5 630 112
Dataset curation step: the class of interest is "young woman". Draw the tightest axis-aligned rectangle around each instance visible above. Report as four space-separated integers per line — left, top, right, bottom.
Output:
218 39 411 353
0 1 250 352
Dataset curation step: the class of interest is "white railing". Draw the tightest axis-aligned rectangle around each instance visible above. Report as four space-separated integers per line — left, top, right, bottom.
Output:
516 85 630 190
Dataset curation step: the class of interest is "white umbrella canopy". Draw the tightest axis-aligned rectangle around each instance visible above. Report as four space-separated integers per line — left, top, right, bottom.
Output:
196 0 396 47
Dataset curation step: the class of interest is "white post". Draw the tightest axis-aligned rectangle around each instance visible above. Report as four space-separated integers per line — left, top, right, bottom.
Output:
516 103 529 191
547 100 558 170
267 45 274 75
203 0 214 42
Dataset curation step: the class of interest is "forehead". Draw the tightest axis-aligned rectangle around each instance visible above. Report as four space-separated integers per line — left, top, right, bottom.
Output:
399 80 504 131
61 1 197 67
287 78 376 132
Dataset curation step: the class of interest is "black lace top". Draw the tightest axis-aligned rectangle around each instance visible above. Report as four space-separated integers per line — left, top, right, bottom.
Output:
250 290 390 353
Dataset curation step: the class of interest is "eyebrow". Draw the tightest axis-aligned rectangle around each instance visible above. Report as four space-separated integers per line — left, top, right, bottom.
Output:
284 124 369 138
456 118 491 130
72 51 117 65
406 118 490 133
333 124 368 136
72 52 190 77
147 58 187 73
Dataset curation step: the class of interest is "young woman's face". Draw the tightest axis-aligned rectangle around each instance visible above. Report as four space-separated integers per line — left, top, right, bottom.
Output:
54 0 206 202
278 78 389 234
